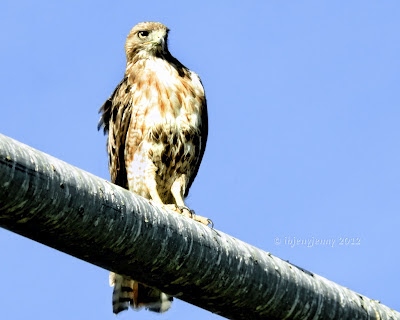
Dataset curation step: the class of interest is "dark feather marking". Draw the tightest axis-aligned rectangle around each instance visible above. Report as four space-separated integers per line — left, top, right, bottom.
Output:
115 306 129 313
121 286 134 292
119 297 133 303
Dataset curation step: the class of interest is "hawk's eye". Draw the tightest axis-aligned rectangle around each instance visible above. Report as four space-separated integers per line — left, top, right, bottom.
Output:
138 31 149 39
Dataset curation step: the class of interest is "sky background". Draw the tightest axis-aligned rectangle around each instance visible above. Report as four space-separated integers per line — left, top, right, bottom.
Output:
1 1 399 319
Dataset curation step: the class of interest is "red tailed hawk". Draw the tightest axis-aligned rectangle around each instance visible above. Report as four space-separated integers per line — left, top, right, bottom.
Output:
98 22 209 314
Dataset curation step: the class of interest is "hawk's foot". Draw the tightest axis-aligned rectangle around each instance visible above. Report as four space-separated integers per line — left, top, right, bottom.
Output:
163 204 213 227
179 206 213 227
163 204 192 218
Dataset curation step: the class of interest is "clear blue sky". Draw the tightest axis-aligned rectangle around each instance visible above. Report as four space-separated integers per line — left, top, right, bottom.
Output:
1 1 399 319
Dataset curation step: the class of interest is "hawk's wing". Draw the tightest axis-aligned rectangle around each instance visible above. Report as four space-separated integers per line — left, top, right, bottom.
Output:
98 77 132 189
185 98 208 197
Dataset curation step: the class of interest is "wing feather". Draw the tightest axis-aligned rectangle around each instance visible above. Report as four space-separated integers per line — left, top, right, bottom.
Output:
185 98 208 197
98 77 132 188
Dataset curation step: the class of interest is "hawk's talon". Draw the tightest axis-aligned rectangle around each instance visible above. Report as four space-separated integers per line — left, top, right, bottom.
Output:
178 205 191 213
173 205 211 227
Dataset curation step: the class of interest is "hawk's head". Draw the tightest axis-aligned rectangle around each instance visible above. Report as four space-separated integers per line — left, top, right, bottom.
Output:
125 22 169 61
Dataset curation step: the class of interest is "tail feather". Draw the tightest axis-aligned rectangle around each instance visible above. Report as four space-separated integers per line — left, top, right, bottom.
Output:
109 272 172 314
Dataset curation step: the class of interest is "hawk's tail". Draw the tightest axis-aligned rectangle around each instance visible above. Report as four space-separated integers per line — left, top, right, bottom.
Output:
109 272 173 314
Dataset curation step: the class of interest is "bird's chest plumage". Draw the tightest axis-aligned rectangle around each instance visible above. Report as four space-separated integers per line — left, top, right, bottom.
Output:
125 58 204 199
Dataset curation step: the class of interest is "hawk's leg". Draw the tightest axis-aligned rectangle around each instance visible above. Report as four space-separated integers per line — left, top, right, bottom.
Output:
169 175 212 227
144 162 164 205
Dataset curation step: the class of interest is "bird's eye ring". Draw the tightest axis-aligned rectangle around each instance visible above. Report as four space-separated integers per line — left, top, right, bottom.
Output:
138 31 149 39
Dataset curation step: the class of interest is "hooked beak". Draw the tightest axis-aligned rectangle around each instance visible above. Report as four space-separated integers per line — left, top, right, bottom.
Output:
145 33 166 50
